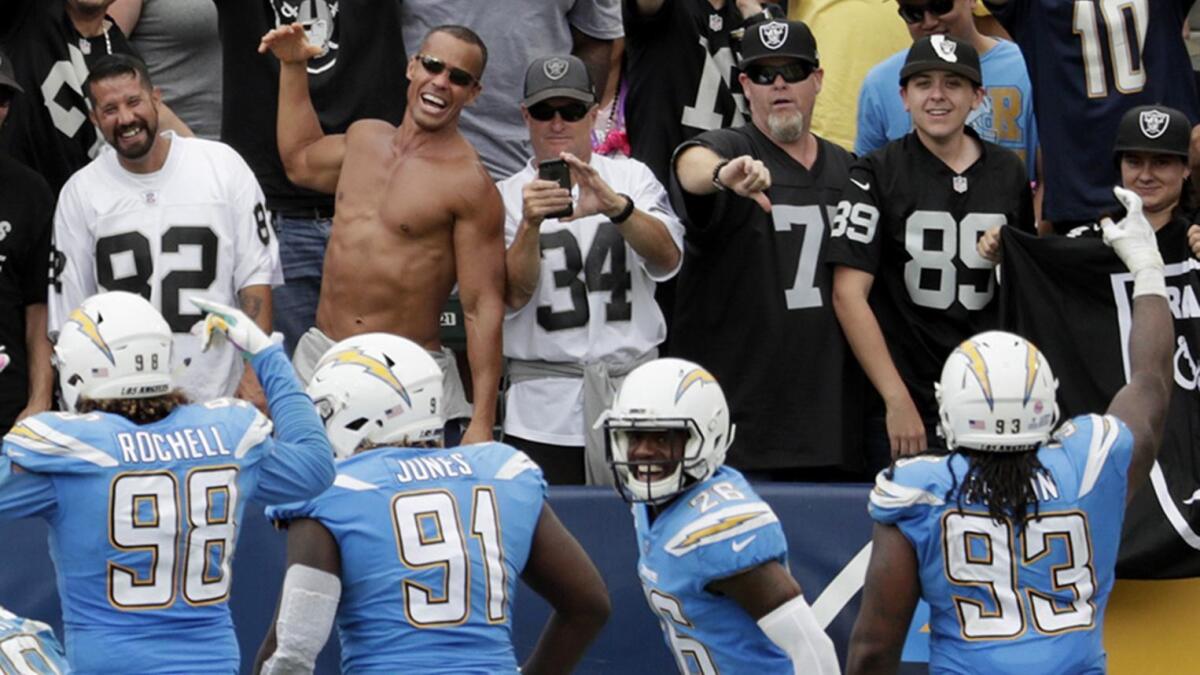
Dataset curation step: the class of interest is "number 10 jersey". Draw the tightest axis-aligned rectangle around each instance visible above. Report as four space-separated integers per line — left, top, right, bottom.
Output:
48 133 282 403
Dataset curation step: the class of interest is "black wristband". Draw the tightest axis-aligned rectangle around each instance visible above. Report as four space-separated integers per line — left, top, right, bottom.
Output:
610 193 636 224
712 159 731 192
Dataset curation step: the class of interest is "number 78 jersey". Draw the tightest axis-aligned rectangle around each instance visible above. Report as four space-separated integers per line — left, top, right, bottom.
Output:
48 134 282 403
870 414 1134 674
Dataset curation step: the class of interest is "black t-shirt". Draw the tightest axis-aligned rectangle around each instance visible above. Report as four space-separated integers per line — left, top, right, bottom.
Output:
0 152 54 429
214 0 408 211
0 2 139 193
670 125 863 471
826 130 1035 424
624 0 749 186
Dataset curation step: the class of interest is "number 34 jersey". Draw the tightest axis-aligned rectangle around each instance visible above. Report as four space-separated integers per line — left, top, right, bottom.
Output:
870 414 1134 674
48 133 282 404
266 443 547 674
825 131 1034 421
633 466 794 674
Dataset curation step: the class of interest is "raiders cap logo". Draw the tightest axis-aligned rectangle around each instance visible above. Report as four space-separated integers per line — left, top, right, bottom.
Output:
931 35 958 63
543 57 570 81
1139 109 1170 139
758 21 788 50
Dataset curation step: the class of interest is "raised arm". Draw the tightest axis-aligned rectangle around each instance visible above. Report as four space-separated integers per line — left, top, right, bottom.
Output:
505 176 573 310
1099 188 1174 501
455 175 507 445
832 266 927 457
259 24 346 194
254 518 343 675
674 145 773 212
520 504 611 675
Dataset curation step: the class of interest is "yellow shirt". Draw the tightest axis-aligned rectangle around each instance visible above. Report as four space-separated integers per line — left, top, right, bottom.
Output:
788 0 912 150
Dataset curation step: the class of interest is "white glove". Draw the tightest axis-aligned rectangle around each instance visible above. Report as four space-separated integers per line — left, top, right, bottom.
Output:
1101 186 1166 298
189 297 277 356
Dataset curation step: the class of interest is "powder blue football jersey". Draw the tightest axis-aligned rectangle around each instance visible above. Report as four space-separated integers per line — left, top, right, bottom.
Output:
0 346 334 674
0 605 69 674
267 442 547 674
870 414 1133 674
632 465 793 674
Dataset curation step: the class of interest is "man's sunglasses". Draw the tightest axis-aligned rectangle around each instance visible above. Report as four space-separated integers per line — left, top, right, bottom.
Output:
897 0 956 24
415 53 477 87
744 62 815 86
527 100 591 122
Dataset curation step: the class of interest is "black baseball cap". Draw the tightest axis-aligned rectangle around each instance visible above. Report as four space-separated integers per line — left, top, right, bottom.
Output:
0 47 23 94
522 55 595 107
1113 105 1190 159
900 35 982 86
738 20 819 68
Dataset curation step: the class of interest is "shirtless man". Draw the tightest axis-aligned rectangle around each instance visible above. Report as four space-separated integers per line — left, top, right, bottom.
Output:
260 24 505 444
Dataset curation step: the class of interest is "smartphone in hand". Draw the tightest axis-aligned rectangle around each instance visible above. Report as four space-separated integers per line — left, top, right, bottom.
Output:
538 159 573 219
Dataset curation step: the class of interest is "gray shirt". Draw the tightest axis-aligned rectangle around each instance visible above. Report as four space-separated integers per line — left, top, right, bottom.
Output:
401 0 622 179
128 0 223 139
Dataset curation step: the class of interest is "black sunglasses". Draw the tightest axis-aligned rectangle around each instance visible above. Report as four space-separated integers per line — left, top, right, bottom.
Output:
744 62 815 85
527 100 591 123
415 53 477 87
897 0 956 24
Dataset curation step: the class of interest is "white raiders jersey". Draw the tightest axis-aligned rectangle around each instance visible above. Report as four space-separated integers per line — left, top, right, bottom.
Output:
498 154 684 445
48 132 282 403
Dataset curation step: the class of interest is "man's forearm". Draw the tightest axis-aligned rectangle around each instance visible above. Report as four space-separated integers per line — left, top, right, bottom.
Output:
571 30 614 108
616 210 680 273
238 285 273 333
277 62 325 173
675 146 723 196
464 296 503 427
24 304 53 411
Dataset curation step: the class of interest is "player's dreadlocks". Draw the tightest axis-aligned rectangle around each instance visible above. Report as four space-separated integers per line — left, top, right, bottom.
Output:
951 449 1051 526
78 391 190 425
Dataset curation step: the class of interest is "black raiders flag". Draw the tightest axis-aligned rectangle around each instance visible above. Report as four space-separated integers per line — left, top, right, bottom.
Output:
999 226 1200 578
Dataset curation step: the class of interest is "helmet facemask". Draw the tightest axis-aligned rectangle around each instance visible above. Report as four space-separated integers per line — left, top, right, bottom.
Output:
605 419 710 504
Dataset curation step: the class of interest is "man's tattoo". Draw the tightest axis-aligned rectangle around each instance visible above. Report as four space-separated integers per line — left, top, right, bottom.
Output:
238 291 264 320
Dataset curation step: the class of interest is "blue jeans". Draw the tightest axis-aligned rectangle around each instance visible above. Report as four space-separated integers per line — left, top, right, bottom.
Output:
271 214 332 358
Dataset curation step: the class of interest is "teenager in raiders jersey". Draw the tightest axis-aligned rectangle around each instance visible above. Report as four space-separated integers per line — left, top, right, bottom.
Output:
828 36 1034 460
846 190 1176 673
672 20 863 476
0 293 335 674
47 56 281 408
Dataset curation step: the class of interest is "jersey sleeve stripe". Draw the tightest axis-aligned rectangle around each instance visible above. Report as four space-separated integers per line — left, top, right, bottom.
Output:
332 474 378 491
664 502 778 557
869 473 946 510
1078 414 1122 498
4 419 118 467
495 450 539 480
234 412 274 459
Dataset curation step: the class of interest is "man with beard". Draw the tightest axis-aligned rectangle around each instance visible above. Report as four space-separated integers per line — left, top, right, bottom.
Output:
671 20 863 479
48 54 280 409
828 36 1034 462
263 24 505 445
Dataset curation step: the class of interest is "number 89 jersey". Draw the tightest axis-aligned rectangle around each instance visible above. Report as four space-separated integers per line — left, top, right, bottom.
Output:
633 466 793 674
869 414 1133 674
266 443 547 674
825 131 1034 423
48 133 282 404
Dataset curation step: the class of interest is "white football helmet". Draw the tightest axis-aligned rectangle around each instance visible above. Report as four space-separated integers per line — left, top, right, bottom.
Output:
936 330 1060 453
307 333 443 459
602 358 736 503
54 291 173 412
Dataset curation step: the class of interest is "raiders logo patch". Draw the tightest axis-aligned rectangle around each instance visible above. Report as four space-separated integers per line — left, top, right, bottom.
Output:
543 57 570 81
931 35 958 63
1139 109 1170 139
758 21 788 50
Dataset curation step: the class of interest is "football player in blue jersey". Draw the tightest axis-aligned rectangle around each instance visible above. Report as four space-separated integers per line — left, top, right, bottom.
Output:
600 358 840 674
253 333 610 675
0 604 69 674
845 189 1175 674
0 291 335 674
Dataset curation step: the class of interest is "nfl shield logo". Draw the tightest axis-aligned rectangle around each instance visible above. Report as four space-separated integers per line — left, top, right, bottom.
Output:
759 21 788 50
709 13 723 31
1139 109 1170 139
543 57 570 81
953 175 968 193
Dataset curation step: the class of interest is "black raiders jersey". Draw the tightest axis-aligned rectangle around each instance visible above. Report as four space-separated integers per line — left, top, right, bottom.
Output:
826 129 1035 423
670 124 864 471
624 0 749 185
